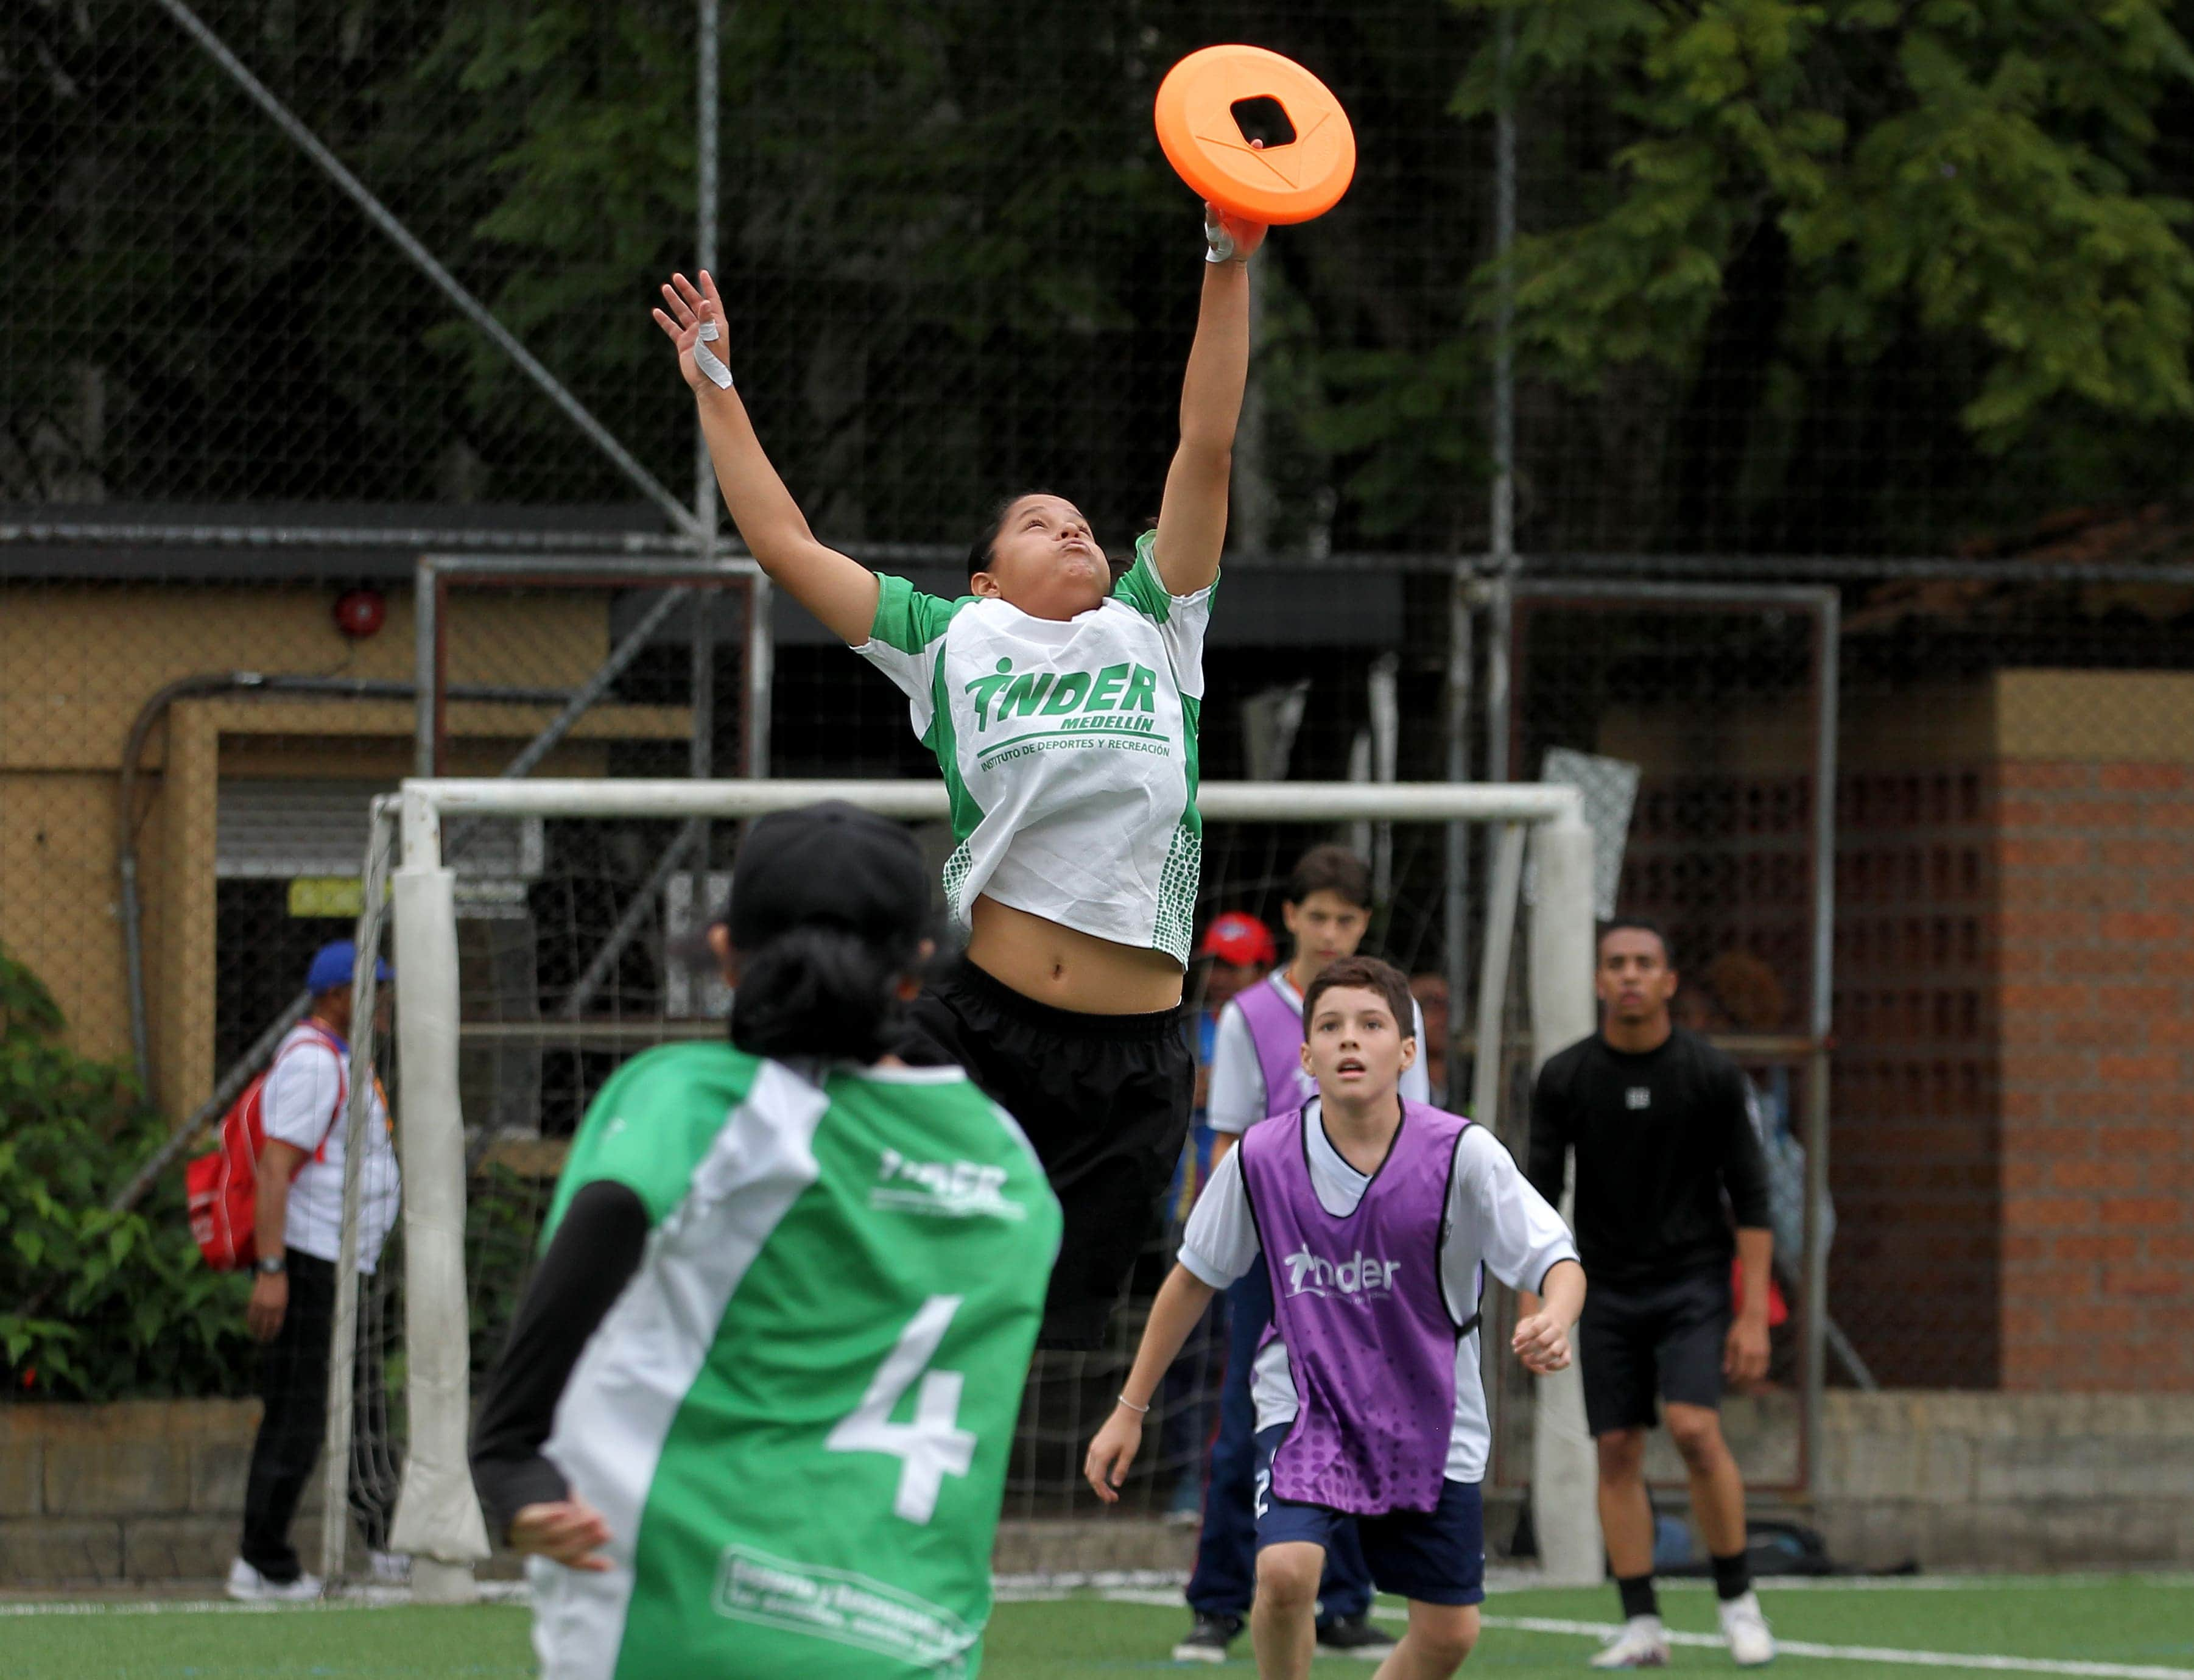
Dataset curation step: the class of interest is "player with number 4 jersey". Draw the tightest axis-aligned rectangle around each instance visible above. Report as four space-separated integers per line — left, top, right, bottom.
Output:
471 804 1060 1680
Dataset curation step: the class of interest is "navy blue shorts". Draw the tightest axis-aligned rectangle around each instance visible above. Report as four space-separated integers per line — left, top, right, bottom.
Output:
1251 1426 1486 1607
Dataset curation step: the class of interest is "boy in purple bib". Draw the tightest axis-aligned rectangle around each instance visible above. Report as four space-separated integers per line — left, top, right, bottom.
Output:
1088 956 1586 1680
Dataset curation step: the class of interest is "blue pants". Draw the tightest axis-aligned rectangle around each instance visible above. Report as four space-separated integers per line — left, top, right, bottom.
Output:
1184 1262 1373 1623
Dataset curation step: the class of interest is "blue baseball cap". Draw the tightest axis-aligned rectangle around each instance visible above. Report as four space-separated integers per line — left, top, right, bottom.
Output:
305 940 392 996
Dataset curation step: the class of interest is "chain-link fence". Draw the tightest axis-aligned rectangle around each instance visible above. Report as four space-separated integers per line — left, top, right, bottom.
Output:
8 1 2194 1598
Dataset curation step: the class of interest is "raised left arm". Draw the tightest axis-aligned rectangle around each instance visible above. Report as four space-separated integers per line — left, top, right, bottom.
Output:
1150 208 1265 594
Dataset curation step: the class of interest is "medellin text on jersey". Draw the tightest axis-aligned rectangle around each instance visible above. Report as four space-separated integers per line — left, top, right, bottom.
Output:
854 530 1213 964
530 1043 1061 1680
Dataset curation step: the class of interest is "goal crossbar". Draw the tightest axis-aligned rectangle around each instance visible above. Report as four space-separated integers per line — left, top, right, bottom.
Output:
353 778 1606 1595
398 776 1586 850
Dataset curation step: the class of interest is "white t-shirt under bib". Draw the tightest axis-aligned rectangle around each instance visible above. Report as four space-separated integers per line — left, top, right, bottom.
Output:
1178 1102 1577 1482
855 532 1213 964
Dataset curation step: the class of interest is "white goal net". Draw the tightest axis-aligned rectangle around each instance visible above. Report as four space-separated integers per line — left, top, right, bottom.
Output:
327 778 1603 1597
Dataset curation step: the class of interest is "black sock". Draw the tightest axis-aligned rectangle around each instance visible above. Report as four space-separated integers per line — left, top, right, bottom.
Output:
1711 1549 1753 1602
1616 1573 1659 1622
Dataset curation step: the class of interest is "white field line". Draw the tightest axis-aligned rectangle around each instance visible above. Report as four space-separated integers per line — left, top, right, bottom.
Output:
3 1568 2186 1628
0 1581 532 1617
989 1568 2194 1599
1482 1615 2194 1680
1643 1573 2194 1595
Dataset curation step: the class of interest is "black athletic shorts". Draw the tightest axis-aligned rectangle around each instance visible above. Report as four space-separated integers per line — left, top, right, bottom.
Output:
899 958 1194 1351
1577 1265 1732 1436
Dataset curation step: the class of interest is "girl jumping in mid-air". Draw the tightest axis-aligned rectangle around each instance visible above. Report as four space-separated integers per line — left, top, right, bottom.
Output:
653 195 1265 1348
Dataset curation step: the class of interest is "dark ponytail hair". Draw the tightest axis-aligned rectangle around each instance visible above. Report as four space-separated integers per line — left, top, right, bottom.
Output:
729 923 912 1063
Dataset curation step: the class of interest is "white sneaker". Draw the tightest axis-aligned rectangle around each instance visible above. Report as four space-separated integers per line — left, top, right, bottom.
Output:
1589 1615 1671 1668
1720 1590 1776 1667
226 1558 324 1602
367 1549 411 1584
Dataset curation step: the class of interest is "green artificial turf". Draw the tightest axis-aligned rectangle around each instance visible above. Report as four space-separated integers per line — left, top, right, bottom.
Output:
7 1575 2189 1679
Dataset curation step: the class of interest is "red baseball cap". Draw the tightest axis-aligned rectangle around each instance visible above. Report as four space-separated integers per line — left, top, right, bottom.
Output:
1197 911 1277 968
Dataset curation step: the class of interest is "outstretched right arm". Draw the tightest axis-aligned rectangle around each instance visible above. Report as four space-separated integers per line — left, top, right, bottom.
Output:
654 270 879 647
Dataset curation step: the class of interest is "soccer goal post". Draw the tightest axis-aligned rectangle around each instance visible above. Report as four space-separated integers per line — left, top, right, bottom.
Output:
342 776 1603 1596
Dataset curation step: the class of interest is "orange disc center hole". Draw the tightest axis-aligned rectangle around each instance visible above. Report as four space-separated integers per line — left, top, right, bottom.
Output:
1229 96 1296 150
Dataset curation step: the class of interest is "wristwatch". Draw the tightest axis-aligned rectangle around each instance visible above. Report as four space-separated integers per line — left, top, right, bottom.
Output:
255 1256 287 1276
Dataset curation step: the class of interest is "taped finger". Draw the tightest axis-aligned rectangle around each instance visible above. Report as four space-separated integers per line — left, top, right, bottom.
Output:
692 319 733 390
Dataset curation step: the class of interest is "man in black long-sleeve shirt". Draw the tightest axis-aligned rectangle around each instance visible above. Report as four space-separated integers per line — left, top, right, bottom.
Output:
1524 920 1776 1669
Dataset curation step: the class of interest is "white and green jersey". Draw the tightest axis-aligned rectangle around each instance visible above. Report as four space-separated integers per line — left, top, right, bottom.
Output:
856 530 1214 964
530 1042 1061 1680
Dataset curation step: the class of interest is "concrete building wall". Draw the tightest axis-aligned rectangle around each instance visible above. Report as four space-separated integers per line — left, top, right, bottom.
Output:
0 581 685 1111
4 1393 2187 1585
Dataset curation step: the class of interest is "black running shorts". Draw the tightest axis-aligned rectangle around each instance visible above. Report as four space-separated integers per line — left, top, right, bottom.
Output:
899 958 1194 1351
1577 1265 1732 1436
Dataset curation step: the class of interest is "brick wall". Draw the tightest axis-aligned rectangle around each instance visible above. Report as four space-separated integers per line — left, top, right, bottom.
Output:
1991 761 2194 1390
1830 768 2001 1388
1824 670 2194 1393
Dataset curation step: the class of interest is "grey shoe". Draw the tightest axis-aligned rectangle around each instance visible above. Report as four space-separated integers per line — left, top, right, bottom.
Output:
1172 1612 1243 1664
1318 1614 1399 1659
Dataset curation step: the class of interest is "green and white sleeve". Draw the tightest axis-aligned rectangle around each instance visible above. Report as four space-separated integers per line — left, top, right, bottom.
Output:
854 574 969 723
1112 531 1217 703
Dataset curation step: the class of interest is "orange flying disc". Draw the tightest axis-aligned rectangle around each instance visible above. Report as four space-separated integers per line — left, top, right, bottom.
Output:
1154 44 1355 226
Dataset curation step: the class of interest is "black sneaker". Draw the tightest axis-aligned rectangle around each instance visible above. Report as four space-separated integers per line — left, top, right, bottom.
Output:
1172 1613 1243 1664
1317 1613 1399 1659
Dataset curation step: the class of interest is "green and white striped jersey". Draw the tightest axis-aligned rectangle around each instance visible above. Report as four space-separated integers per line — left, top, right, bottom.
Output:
530 1042 1061 1680
854 531 1213 964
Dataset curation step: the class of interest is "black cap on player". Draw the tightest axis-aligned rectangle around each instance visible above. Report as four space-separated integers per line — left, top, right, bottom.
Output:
726 801 929 957
723 803 932 1064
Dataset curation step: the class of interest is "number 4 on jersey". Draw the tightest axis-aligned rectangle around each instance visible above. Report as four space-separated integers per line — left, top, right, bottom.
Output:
826 1294 978 1525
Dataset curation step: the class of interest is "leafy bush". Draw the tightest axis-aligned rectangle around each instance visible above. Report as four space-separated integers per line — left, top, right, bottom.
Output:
0 944 256 1401
465 1162 555 1385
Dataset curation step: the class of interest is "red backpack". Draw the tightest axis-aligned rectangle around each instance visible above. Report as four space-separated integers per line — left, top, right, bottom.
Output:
185 1023 347 1271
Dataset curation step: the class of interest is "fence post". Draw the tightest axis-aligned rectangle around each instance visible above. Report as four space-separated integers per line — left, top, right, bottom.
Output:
384 789 489 1601
1527 809 1602 1586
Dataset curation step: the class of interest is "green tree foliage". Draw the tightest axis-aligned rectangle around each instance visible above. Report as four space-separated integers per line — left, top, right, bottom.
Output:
25 2 2192 557
387 0 1178 535
4 2 1504 552
2 0 474 504
1452 0 2194 552
390 0 1502 548
0 944 256 1402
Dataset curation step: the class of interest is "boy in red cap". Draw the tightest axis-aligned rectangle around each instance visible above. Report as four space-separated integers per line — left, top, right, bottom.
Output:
1199 911 1279 1008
